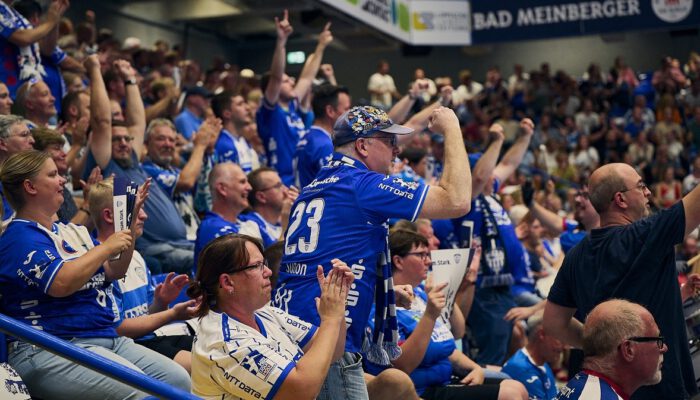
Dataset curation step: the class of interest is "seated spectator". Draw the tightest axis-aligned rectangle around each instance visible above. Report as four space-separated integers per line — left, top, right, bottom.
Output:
502 311 563 400
89 176 198 373
83 55 194 274
683 156 700 195
188 234 352 399
0 150 190 399
568 135 599 173
12 79 56 128
555 299 666 399
0 114 35 220
142 117 220 240
194 162 261 270
0 82 13 115
367 229 528 400
241 167 297 247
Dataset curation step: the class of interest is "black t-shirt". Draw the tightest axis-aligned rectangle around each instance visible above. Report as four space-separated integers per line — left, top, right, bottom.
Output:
548 202 696 400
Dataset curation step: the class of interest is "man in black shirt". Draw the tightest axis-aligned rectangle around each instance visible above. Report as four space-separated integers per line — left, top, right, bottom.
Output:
544 162 700 400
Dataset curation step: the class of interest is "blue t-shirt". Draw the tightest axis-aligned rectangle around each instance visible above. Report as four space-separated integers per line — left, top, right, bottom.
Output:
511 246 538 297
555 371 625 400
194 211 261 273
502 348 557 400
0 3 44 96
256 98 307 186
239 211 280 248
366 285 455 394
84 150 190 249
214 129 259 174
0 220 119 338
293 125 333 189
0 184 13 221
271 152 429 353
454 191 525 288
174 108 203 140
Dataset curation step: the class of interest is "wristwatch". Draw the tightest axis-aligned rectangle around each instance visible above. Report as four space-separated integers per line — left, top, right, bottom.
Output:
125 78 137 85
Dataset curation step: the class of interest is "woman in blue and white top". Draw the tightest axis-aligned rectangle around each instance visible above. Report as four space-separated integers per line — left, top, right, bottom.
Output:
0 150 190 400
188 234 352 400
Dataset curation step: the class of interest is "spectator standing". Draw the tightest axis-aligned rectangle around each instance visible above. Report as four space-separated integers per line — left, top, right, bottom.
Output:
174 86 211 141
210 91 260 173
367 60 399 110
544 162 700 399
273 105 471 399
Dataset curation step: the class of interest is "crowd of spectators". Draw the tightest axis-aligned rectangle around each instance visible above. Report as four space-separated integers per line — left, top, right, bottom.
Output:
1 0 699 399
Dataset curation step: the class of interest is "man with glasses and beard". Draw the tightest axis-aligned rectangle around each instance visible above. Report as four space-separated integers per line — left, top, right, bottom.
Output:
545 163 700 399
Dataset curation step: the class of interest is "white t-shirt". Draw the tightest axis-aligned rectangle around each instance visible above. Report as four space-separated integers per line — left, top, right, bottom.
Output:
367 72 396 109
191 306 317 399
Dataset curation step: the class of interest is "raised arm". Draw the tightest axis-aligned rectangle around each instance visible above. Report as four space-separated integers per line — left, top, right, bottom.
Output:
402 86 453 134
293 22 333 101
175 117 221 193
392 282 447 374
493 118 534 182
264 10 293 105
419 107 471 219
117 299 197 338
85 54 112 168
114 60 146 155
543 300 583 349
472 124 505 197
683 178 700 237
5 0 67 47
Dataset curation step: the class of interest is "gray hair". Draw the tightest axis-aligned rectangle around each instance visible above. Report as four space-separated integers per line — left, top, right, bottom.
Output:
145 118 176 142
0 115 27 140
583 299 644 358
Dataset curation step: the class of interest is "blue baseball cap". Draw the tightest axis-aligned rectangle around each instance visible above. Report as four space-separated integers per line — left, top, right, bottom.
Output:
333 106 413 146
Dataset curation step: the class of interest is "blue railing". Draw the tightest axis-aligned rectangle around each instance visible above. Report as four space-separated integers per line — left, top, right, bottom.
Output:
0 313 199 399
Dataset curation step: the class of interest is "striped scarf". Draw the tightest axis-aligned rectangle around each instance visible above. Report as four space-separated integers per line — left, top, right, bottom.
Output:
363 226 401 365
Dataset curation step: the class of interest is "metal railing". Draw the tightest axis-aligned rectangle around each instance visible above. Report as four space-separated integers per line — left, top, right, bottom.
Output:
0 313 199 399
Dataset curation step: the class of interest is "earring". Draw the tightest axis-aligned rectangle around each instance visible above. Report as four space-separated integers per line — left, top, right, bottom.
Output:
228 289 234 295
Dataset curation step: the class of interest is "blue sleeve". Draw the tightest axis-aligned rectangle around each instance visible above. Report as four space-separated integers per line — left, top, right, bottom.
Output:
355 174 429 223
255 99 277 141
0 5 20 39
15 227 72 294
49 46 66 64
311 139 333 170
142 162 178 198
501 364 547 400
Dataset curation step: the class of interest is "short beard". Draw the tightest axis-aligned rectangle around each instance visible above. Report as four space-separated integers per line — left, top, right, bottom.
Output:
114 156 133 169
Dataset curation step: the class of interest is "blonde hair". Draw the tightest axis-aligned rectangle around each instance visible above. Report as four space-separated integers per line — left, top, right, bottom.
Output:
88 176 115 226
0 150 50 210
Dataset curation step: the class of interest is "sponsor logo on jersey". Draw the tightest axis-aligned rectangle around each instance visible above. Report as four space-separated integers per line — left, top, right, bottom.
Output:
22 250 37 265
241 349 276 381
61 240 78 254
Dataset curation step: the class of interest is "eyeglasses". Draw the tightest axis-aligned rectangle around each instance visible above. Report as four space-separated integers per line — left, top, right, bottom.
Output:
112 135 135 143
258 182 284 192
406 251 430 261
627 336 665 350
11 129 33 139
231 259 268 274
613 181 648 200
370 134 398 148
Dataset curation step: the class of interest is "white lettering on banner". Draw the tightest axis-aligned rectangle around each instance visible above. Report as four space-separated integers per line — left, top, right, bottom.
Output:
473 0 642 31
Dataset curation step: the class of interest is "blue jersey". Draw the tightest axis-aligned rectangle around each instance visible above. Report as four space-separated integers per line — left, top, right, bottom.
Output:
239 211 280 248
84 150 190 249
112 251 156 340
293 126 333 188
556 371 625 400
272 152 429 352
214 129 260 174
502 348 557 400
367 285 455 394
0 184 13 221
256 98 307 186
174 108 203 140
0 3 44 96
194 211 262 273
511 245 537 297
0 220 119 338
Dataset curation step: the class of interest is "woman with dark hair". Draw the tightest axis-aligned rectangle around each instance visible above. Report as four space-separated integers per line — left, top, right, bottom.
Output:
0 150 191 399
188 234 352 400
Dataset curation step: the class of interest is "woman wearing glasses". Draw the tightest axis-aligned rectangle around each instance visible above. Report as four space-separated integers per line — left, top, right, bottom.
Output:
367 229 528 400
188 234 353 400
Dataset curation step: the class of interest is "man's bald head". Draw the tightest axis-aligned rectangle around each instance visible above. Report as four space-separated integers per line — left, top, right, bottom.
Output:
588 163 631 214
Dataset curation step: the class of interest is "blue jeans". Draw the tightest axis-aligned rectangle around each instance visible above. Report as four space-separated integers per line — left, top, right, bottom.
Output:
467 286 516 365
9 336 190 400
317 352 369 400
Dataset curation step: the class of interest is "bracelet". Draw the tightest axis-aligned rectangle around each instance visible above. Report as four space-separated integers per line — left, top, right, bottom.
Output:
125 78 137 86
79 207 91 216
